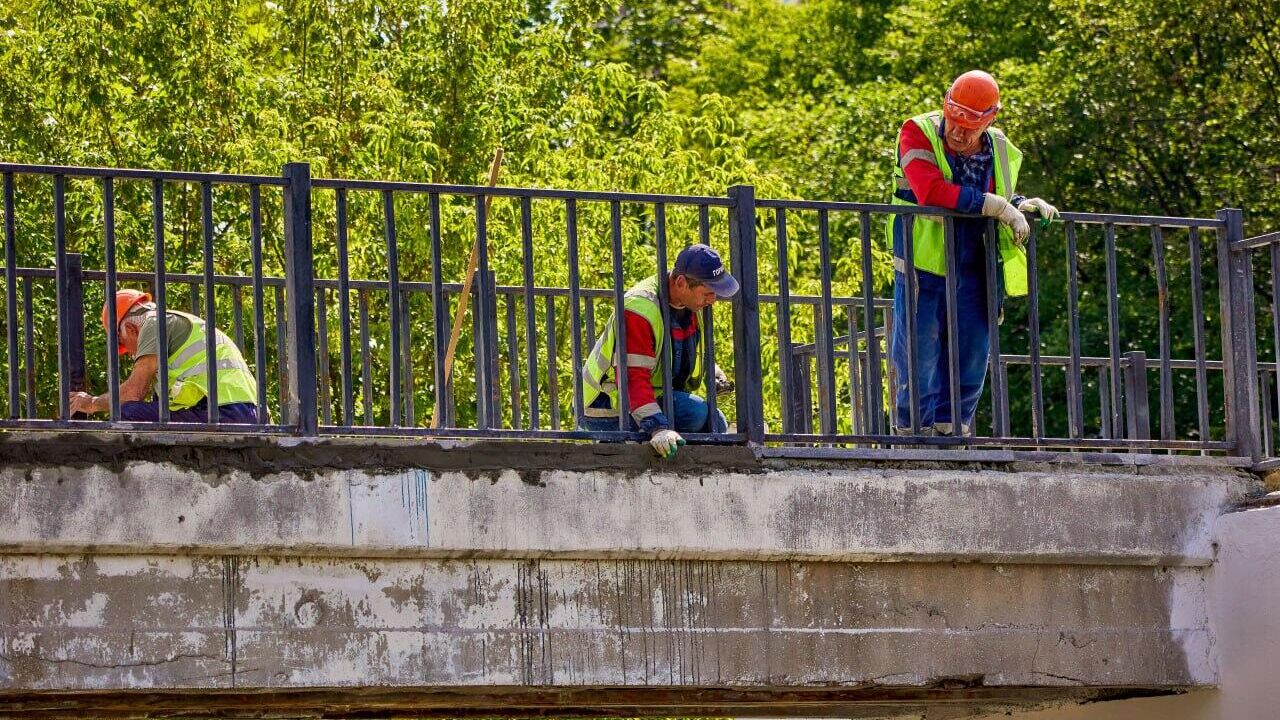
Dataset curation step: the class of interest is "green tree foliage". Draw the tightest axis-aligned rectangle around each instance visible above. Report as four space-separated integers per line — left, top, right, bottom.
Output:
0 0 1275 438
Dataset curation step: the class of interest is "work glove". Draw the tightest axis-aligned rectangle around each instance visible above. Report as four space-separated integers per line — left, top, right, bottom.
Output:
1017 197 1059 228
649 428 686 460
981 193 1030 245
713 365 734 396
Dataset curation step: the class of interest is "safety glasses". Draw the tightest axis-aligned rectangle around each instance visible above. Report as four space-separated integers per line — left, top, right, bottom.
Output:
944 94 1000 126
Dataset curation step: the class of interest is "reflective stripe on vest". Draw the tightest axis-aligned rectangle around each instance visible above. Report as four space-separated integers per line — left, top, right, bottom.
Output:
165 311 259 410
889 111 1029 297
580 276 702 419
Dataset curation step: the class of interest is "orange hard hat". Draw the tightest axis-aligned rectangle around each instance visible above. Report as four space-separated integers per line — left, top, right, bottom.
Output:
103 289 151 354
944 70 1001 130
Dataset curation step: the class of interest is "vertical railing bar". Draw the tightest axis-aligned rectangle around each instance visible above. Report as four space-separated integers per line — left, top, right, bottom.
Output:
1189 228 1210 447
152 179 170 422
983 219 1005 437
703 303 718 430
846 303 864 436
1099 365 1112 438
22 276 34 418
282 163 317 434
102 177 121 422
1261 368 1274 457
401 291 415 426
249 185 267 422
359 288 373 425
53 175 70 420
698 205 710 247
654 203 675 423
316 287 332 425
999 357 1011 432
336 188 355 426
472 290 484 425
566 199 585 422
812 303 828 434
519 195 539 429
506 296 522 429
1152 225 1174 442
383 189 402 427
485 271 501 425
274 285 288 425
942 216 963 438
775 207 794 433
546 294 560 430
1104 222 1124 437
902 213 921 435
1027 221 1044 441
1269 242 1280 452
232 286 245 351
0 177 15 418
1217 208 1260 460
201 182 218 423
1065 220 1084 439
474 194 495 430
610 201 629 430
2 173 15 419
727 185 763 443
816 208 837 436
189 282 199 315
859 211 883 436
427 193 448 429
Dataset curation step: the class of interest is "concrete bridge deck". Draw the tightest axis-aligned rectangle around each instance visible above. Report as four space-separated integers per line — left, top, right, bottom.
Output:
0 433 1266 718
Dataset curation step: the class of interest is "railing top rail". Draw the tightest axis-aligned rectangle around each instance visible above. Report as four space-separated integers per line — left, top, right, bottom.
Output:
0 162 289 186
756 197 1225 228
311 177 734 207
0 265 899 308
1235 230 1280 250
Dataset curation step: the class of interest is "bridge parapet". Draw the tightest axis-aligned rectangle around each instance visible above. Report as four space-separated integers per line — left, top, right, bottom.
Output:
0 433 1260 718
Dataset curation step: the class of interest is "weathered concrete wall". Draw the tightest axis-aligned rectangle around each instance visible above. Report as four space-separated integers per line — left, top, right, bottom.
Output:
0 436 1254 565
0 433 1262 718
974 502 1280 719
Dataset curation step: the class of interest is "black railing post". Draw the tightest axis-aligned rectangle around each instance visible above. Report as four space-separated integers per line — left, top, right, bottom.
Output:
63 253 88 419
283 162 318 435
1122 351 1150 441
727 185 764 444
1217 208 1261 460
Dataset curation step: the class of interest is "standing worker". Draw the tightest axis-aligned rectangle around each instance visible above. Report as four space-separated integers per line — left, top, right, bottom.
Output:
579 244 738 458
68 289 260 423
889 70 1058 437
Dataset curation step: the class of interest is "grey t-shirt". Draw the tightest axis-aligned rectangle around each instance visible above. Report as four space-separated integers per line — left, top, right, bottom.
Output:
133 312 194 360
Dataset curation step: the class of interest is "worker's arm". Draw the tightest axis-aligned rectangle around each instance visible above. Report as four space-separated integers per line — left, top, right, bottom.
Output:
621 310 670 434
68 355 159 415
899 122 986 214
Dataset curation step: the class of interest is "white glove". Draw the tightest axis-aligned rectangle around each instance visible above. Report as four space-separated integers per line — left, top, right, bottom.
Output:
649 429 686 459
1018 197 1059 221
982 193 1030 244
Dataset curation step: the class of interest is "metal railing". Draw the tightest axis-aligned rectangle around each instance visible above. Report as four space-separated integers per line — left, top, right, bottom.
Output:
0 161 1273 463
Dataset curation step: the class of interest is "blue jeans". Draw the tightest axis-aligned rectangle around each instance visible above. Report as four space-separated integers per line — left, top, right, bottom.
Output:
890 268 991 431
122 397 260 424
578 391 728 434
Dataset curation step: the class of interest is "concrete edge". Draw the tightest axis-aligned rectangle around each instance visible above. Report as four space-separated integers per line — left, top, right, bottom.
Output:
0 431 1259 479
0 541 1219 566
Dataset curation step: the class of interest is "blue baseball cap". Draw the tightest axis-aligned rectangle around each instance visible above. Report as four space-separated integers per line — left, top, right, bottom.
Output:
673 244 739 299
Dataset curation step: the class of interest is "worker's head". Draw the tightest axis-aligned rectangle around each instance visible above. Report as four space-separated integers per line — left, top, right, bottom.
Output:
942 70 1001 154
670 244 739 312
102 289 153 357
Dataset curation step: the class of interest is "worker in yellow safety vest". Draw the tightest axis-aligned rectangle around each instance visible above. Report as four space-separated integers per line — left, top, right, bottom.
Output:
889 70 1059 437
578 244 739 459
69 289 260 423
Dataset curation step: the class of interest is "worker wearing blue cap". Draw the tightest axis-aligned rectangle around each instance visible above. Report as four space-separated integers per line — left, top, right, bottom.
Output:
579 244 739 458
